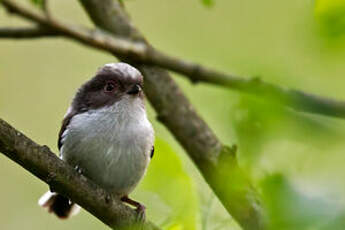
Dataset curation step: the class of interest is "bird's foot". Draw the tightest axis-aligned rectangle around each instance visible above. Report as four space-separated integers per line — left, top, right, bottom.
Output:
135 204 146 222
121 196 146 222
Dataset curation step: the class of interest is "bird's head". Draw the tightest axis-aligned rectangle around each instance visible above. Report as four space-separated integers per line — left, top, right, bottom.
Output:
72 63 144 112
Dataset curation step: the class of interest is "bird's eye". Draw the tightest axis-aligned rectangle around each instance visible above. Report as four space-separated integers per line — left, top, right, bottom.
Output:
104 82 116 92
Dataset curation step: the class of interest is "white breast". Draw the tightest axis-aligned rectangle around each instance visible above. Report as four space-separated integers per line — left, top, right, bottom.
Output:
60 96 154 196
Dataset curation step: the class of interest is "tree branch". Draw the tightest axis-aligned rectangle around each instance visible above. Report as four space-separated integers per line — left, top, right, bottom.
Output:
0 118 160 230
2 0 345 119
0 26 59 38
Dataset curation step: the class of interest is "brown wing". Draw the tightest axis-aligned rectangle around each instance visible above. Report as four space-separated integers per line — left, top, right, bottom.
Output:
57 112 75 151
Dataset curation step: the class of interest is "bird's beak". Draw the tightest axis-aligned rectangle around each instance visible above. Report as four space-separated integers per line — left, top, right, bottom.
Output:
127 84 141 95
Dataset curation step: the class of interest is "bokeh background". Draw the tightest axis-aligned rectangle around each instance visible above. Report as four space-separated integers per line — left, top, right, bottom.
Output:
1 0 345 229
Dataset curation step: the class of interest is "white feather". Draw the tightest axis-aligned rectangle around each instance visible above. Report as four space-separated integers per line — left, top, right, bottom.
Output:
103 63 142 80
38 191 56 207
38 191 81 217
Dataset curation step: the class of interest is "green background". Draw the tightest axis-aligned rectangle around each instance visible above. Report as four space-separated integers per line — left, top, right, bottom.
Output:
1 0 345 229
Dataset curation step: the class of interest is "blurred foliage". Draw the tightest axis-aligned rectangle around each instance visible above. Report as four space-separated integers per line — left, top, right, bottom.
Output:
30 0 44 8
233 95 345 172
201 0 214 7
1 0 345 230
200 196 233 230
315 0 345 37
137 138 197 229
233 95 345 229
261 174 341 230
319 212 345 230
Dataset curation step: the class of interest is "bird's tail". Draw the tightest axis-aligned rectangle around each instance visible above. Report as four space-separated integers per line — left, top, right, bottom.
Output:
38 191 80 219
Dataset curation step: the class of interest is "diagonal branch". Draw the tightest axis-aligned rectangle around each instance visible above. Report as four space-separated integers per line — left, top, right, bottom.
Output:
0 26 59 38
0 118 160 230
1 0 345 119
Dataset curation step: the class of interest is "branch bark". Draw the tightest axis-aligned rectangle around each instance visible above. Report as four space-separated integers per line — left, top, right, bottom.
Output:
0 118 160 230
0 26 59 38
2 0 345 119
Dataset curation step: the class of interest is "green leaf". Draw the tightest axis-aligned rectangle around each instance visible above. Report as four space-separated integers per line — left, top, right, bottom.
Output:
30 0 44 9
261 174 342 230
315 0 345 37
319 212 345 230
232 95 344 169
201 0 214 7
136 138 198 229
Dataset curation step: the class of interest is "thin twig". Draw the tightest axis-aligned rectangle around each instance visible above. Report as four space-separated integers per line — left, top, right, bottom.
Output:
1 0 345 119
0 26 59 38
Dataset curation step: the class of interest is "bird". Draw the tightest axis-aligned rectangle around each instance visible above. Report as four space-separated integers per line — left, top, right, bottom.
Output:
38 62 155 219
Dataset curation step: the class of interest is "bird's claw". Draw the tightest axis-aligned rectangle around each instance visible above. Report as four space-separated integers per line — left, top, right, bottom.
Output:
120 196 146 222
135 204 146 222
